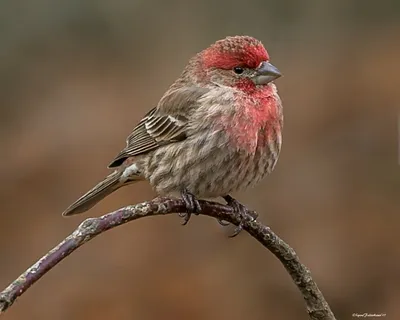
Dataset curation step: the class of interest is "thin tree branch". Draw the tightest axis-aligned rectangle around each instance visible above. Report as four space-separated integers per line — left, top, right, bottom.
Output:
0 197 336 319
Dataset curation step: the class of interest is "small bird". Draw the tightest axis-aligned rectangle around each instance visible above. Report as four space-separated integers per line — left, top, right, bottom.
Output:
63 35 283 236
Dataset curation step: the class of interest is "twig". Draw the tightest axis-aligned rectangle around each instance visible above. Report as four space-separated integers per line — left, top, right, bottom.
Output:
0 197 336 319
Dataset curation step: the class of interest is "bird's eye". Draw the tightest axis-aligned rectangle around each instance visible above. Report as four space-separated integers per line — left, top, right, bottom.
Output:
233 67 244 75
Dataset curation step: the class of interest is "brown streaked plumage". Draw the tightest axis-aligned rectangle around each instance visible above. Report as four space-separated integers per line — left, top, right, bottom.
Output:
62 36 283 234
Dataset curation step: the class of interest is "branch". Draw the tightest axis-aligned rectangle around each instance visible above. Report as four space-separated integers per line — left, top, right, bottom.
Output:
0 197 336 319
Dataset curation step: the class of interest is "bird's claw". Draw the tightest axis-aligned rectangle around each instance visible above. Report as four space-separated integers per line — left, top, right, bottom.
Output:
217 219 231 227
180 189 201 225
223 195 257 237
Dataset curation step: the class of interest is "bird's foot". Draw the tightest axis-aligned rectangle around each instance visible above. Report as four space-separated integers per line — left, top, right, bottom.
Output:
222 195 258 237
178 189 201 225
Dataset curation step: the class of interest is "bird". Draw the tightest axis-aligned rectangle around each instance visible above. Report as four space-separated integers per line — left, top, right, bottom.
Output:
62 35 283 236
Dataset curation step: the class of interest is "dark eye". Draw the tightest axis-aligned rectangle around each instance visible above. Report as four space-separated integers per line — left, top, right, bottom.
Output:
233 67 244 74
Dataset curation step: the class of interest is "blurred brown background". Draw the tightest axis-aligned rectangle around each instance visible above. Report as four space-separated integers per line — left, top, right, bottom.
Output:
0 0 399 319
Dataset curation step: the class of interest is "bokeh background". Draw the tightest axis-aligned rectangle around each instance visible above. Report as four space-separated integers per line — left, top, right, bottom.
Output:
1 1 399 319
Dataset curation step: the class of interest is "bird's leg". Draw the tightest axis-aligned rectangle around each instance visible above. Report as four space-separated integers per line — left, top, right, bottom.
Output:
222 195 258 237
179 188 202 225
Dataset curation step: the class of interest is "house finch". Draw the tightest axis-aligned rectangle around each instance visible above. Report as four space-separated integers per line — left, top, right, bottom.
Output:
63 35 283 236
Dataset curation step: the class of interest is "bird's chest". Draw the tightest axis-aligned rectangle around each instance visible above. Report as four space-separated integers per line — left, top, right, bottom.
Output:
224 97 280 154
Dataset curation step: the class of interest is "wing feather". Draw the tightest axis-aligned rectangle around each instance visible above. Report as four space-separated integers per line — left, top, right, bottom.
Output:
108 86 208 168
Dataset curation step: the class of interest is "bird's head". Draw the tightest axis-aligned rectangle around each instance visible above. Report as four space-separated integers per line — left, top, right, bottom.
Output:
195 36 281 92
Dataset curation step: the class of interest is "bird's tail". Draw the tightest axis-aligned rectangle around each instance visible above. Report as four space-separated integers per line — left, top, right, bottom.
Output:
62 171 134 216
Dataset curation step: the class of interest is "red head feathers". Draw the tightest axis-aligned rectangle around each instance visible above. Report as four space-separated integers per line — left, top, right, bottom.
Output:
202 36 269 70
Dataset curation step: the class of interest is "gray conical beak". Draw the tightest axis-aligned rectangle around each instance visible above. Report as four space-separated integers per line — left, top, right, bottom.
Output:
252 61 282 85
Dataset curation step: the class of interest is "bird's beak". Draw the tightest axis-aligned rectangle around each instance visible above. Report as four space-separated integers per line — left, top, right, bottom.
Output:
252 61 282 85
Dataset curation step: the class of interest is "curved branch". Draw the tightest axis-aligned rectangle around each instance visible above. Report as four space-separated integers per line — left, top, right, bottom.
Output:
0 197 336 319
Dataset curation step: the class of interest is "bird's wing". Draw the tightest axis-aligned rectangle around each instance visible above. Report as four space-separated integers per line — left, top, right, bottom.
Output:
108 86 208 168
